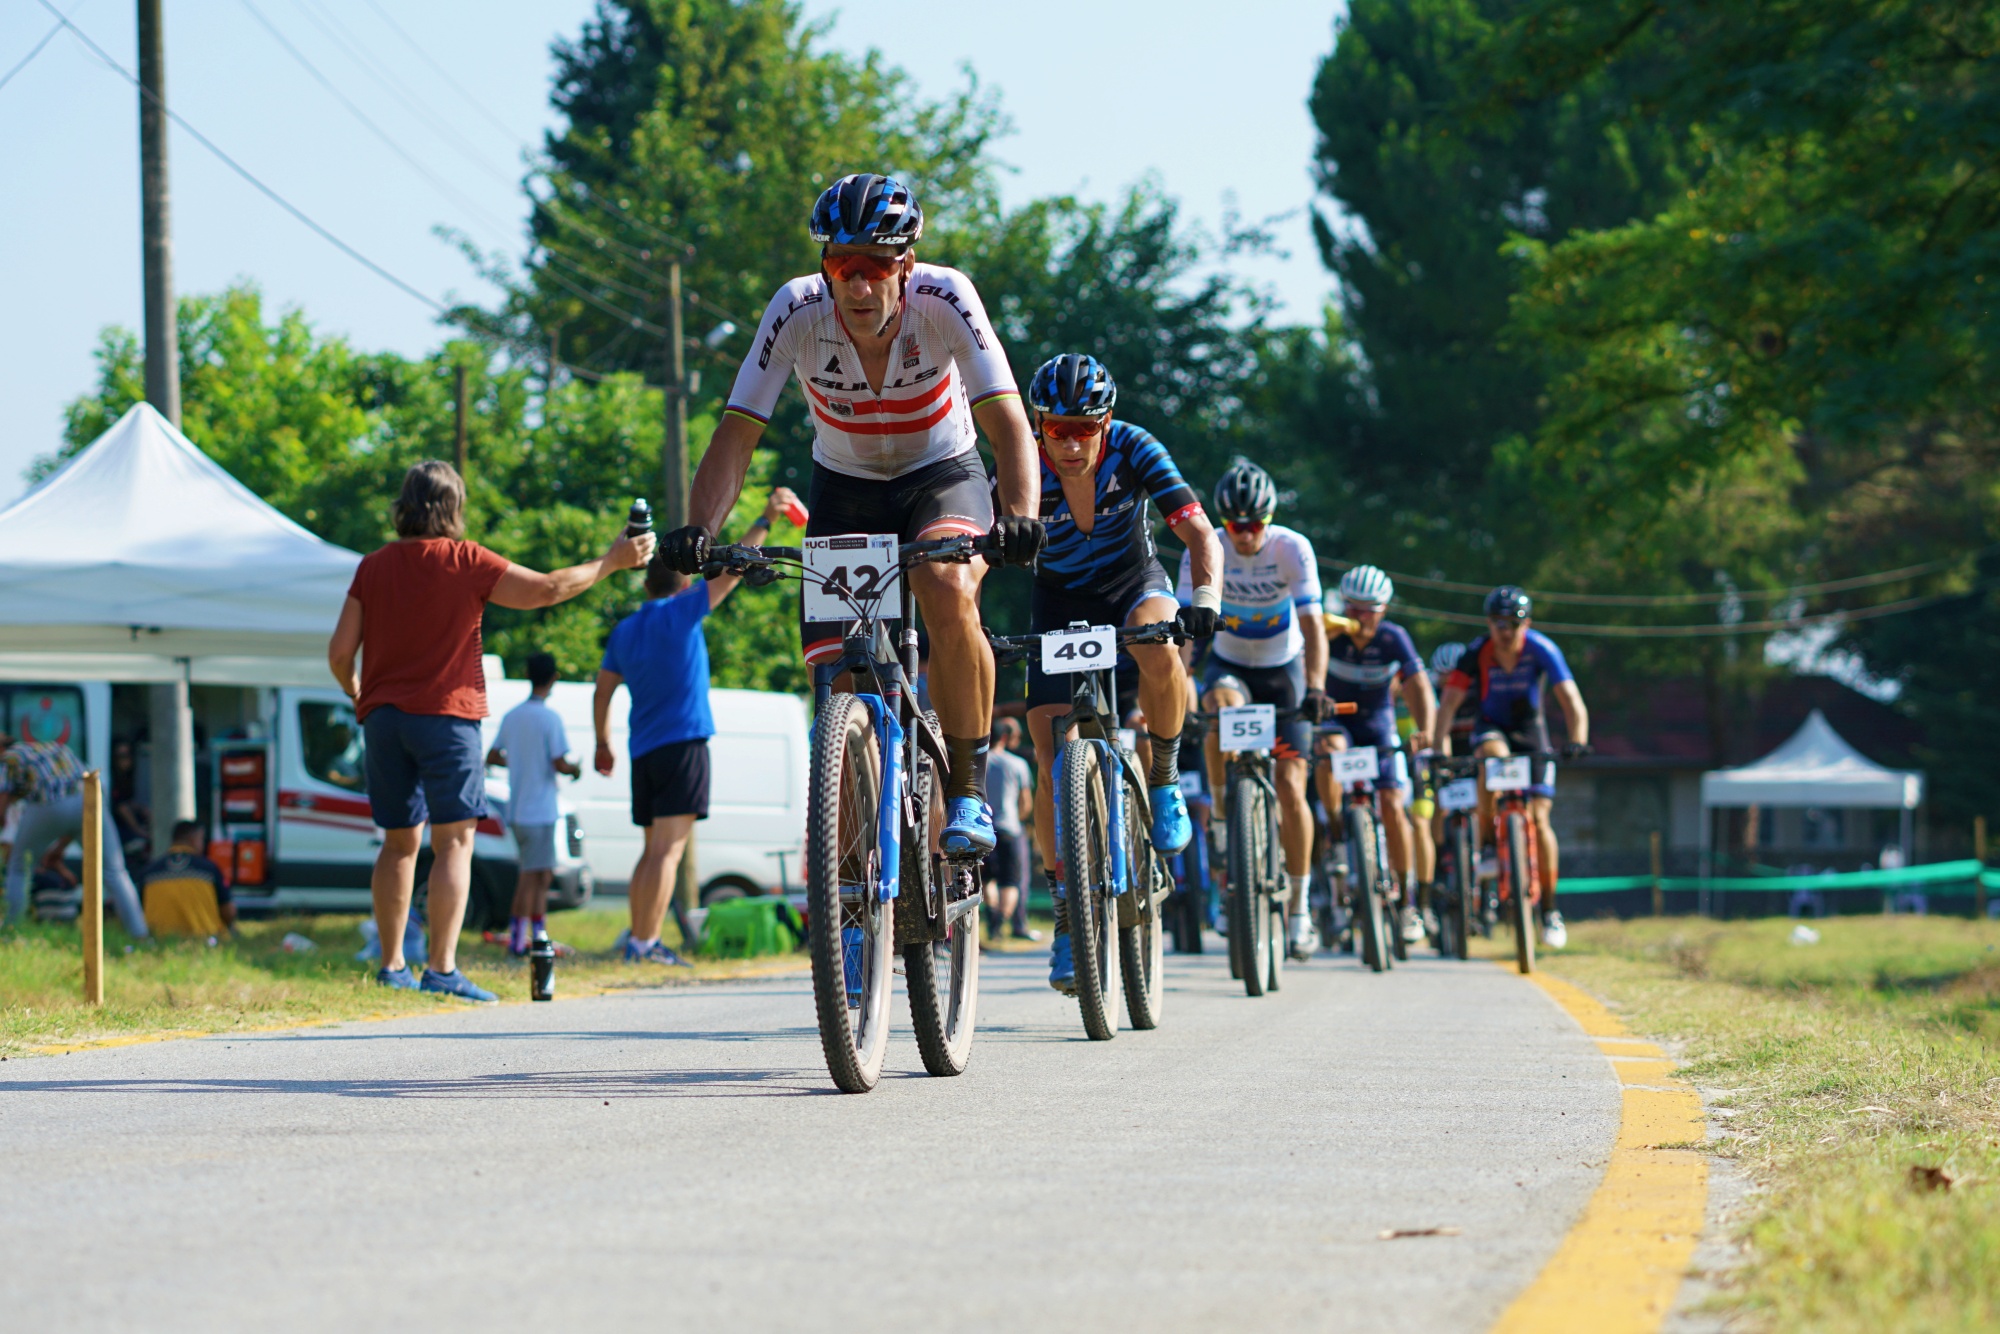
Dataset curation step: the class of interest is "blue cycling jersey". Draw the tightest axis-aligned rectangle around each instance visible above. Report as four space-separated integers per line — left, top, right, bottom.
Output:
1445 629 1574 732
1031 420 1199 590
1325 619 1421 735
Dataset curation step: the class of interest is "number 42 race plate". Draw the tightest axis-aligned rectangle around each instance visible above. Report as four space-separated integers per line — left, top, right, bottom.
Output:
802 535 900 622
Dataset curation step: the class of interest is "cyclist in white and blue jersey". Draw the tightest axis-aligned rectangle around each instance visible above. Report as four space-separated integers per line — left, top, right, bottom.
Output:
1178 460 1330 941
1023 354 1223 994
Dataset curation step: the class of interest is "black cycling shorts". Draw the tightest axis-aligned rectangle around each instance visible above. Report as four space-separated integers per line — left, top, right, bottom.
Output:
1200 654 1310 760
1024 559 1175 712
1469 719 1556 797
631 738 710 824
801 451 994 665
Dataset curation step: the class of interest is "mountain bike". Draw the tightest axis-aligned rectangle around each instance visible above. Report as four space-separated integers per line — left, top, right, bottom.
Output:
1205 702 1300 997
1482 749 1558 976
1428 755 1481 961
1165 762 1211 956
1322 709 1401 973
990 620 1180 1038
705 536 992 1091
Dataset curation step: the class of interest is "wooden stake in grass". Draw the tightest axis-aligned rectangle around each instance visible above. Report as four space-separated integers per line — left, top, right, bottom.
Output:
1976 816 1988 921
81 769 104 1006
1650 829 1664 917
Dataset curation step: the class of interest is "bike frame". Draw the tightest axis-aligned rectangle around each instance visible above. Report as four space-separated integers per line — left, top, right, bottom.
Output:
1487 751 1558 911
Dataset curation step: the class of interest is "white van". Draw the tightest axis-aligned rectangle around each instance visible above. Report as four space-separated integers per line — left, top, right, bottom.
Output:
482 670 808 904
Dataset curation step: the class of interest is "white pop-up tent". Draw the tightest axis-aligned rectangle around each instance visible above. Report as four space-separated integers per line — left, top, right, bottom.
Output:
0 402 360 679
1698 708 1924 892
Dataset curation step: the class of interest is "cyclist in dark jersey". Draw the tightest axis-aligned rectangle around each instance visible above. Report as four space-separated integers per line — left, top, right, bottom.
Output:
1433 586 1591 950
1312 565 1436 952
1023 354 1223 994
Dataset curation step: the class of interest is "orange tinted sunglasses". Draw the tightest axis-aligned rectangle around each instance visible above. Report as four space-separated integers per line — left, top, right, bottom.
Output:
1224 518 1268 535
822 251 902 283
1041 418 1104 442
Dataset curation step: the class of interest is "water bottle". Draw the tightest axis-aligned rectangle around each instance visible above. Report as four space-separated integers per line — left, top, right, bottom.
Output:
625 497 654 539
529 929 556 1001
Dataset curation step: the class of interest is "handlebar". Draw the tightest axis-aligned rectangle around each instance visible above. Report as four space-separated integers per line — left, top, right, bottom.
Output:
987 619 1187 667
702 534 1002 583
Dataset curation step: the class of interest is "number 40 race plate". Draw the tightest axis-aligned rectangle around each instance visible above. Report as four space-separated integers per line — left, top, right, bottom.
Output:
802 535 900 622
1040 624 1117 675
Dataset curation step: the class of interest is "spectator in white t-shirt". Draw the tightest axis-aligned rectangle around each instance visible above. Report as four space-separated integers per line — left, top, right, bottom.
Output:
486 652 579 955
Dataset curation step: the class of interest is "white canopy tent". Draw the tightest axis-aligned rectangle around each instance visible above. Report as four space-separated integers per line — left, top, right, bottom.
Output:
0 403 362 846
1698 709 1924 904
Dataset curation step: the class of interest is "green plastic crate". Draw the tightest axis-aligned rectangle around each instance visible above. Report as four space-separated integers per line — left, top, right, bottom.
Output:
699 895 801 958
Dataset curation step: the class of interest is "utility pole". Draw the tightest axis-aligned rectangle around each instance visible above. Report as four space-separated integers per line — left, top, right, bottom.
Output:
662 259 689 529
453 363 469 476
139 0 193 855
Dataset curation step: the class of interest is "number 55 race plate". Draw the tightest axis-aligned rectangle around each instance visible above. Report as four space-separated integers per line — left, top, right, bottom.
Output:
1217 704 1277 753
802 534 900 622
1040 624 1117 675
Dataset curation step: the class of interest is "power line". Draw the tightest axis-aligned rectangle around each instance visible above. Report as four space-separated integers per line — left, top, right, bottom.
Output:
357 0 526 151
1321 551 1977 607
39 0 445 313
1395 586 1976 637
0 8 70 95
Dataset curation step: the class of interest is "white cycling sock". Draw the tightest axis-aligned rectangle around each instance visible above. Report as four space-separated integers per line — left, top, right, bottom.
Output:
1289 874 1311 912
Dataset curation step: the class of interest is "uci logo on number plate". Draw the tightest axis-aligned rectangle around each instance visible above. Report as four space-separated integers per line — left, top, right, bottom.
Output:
1438 778 1479 811
1333 747 1378 785
1483 756 1533 792
802 534 901 623
1040 624 1116 675
1217 704 1276 753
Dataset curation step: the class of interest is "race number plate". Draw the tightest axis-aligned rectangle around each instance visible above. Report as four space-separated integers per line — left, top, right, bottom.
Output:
1217 704 1276 753
1333 747 1379 785
1484 756 1533 792
1115 728 1138 754
1438 778 1479 812
1040 624 1117 675
802 534 900 623
1178 770 1204 797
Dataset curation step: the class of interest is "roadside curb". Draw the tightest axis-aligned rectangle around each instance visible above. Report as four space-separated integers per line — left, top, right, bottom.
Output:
1490 967 1709 1334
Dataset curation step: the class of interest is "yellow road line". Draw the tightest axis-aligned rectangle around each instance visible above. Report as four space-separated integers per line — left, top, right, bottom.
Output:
1490 968 1708 1334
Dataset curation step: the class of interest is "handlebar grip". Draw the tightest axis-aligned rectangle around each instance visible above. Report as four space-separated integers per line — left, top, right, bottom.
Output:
1333 701 1358 715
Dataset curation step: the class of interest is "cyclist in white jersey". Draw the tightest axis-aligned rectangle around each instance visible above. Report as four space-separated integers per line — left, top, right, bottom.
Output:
1175 460 1330 935
661 174 1043 855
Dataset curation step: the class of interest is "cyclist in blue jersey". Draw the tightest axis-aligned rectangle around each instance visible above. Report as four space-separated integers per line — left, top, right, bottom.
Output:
1432 586 1591 950
1022 354 1223 994
1312 565 1436 954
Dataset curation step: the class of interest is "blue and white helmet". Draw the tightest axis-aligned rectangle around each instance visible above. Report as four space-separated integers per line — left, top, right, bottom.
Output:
1029 354 1117 418
809 173 924 248
1339 564 1394 608
1429 641 1466 675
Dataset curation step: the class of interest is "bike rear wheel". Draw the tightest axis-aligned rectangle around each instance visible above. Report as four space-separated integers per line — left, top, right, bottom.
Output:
1121 845 1166 1031
1504 809 1536 975
1451 817 1476 961
1063 741 1123 1040
905 859 979 1075
1227 771 1273 997
1346 804 1388 973
806 694 894 1093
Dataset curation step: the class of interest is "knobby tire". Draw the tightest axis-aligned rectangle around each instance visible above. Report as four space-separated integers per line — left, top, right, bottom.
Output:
1119 775 1165 1030
1063 742 1122 1040
1227 771 1272 997
1505 809 1536 975
807 694 893 1093
1346 803 1389 973
903 749 978 1076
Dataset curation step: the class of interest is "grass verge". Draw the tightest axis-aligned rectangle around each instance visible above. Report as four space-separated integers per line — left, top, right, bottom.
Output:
0 905 806 1057
1537 915 2000 1333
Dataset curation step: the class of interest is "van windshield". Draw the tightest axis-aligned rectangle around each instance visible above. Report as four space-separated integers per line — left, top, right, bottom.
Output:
300 701 365 791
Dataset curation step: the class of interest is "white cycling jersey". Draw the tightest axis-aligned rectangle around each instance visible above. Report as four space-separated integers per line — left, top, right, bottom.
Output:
723 263 1019 480
1177 524 1324 668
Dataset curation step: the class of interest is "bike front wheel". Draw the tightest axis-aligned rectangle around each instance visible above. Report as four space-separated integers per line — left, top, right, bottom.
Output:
1346 803 1388 974
807 693 894 1092
1227 771 1273 997
1063 741 1123 1040
1504 809 1537 975
1451 817 1476 961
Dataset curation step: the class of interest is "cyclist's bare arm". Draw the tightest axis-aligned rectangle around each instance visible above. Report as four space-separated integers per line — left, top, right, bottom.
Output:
1401 668 1438 744
1433 684 1468 754
689 411 765 534
1553 679 1590 747
1301 602 1329 687
1170 510 1223 592
973 396 1040 517
592 670 622 776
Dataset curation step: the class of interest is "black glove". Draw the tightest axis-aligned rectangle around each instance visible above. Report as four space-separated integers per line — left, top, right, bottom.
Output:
1560 740 1593 760
988 515 1046 567
1301 689 1334 724
659 524 712 575
1176 603 1219 639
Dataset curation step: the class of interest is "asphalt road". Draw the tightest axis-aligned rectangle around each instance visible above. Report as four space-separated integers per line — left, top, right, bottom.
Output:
0 942 1620 1332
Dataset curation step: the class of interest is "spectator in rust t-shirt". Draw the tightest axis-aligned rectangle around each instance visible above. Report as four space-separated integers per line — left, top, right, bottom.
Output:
328 460 655 1000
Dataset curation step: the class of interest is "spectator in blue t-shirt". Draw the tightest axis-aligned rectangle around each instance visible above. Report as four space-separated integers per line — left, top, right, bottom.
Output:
593 488 797 964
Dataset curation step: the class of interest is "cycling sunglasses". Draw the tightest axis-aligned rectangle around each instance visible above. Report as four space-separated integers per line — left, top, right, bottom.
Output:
821 251 902 283
1041 418 1104 442
1224 518 1271 535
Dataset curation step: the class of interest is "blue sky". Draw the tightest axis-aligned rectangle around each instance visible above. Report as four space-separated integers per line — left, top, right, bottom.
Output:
0 1 1345 503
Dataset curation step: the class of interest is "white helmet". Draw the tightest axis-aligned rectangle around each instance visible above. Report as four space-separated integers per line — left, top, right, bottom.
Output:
1339 564 1393 608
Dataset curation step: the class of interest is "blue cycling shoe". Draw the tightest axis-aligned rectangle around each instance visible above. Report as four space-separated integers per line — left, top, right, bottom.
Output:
1149 783 1193 854
420 968 496 1003
842 925 865 1007
1048 933 1076 996
939 795 997 857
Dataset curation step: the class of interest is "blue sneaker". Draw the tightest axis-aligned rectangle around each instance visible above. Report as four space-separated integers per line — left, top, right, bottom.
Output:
375 965 417 990
1150 783 1193 854
842 926 865 1006
420 968 497 1003
623 938 691 966
1048 933 1076 996
940 796 997 857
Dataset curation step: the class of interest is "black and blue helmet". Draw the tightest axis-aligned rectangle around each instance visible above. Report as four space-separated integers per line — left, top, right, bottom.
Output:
809 173 924 248
1028 354 1118 418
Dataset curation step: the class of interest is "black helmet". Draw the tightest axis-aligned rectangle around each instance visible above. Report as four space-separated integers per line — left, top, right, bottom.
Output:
1213 459 1278 522
1029 354 1117 418
1484 585 1533 621
809 173 924 248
